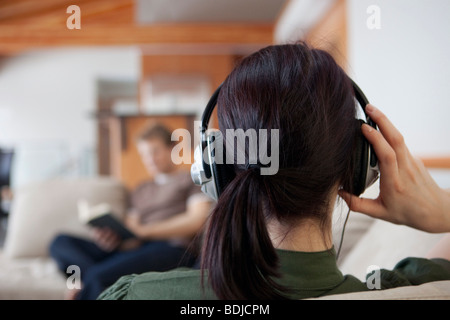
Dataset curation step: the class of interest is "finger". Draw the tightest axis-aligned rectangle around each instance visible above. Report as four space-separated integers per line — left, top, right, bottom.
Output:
365 104 409 165
96 228 110 242
91 228 105 242
104 229 120 243
361 123 399 184
94 228 118 250
338 190 385 219
102 234 120 251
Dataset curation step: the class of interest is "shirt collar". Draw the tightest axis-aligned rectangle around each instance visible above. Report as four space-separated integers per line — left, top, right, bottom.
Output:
276 247 345 296
153 170 181 185
154 174 170 185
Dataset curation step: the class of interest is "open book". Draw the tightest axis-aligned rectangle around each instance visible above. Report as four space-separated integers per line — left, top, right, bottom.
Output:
77 200 136 240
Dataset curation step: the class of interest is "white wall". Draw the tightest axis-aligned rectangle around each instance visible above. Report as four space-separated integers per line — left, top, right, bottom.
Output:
276 0 450 188
0 46 140 188
346 0 450 157
274 0 335 43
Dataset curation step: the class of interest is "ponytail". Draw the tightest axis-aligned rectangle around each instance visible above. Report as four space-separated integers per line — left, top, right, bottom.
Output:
201 169 288 299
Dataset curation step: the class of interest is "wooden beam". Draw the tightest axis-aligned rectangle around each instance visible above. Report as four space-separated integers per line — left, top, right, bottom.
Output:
0 23 274 54
305 0 348 70
420 157 450 169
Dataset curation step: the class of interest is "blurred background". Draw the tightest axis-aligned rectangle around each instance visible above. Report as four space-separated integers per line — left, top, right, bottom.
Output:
0 0 449 209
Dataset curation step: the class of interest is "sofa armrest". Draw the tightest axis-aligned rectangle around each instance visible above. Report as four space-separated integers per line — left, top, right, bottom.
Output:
4 177 127 259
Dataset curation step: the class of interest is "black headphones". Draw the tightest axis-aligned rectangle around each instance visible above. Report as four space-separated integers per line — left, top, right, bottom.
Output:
191 79 379 200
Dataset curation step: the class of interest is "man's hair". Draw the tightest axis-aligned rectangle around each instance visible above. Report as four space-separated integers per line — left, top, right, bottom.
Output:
135 122 174 147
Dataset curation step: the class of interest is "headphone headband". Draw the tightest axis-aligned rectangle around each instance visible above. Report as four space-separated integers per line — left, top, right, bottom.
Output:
201 79 377 133
201 84 223 132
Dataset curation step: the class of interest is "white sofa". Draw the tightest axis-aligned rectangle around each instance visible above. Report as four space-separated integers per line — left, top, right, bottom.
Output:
0 177 448 300
0 177 128 299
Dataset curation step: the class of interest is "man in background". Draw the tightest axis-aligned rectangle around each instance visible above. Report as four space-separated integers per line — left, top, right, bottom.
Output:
49 122 212 299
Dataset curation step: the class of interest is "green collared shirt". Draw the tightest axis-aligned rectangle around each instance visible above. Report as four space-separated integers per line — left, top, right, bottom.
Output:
98 248 450 300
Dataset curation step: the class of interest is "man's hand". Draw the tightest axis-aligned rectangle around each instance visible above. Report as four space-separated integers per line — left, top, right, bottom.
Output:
91 227 122 252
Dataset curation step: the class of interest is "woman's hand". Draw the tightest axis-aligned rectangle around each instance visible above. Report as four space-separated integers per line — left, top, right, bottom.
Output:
91 227 122 252
339 104 450 233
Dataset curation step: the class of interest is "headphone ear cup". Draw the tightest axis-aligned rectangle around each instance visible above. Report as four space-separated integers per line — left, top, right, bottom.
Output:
211 161 235 196
351 119 370 196
209 132 236 197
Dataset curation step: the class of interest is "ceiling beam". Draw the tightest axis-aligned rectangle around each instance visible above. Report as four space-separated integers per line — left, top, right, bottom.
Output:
0 23 275 55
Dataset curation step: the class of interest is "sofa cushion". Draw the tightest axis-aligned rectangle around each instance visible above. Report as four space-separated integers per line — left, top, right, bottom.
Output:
0 250 66 299
339 219 446 281
314 280 450 300
3 177 128 259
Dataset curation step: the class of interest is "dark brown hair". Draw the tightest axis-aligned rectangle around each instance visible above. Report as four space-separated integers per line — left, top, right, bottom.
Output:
201 43 358 299
135 122 174 147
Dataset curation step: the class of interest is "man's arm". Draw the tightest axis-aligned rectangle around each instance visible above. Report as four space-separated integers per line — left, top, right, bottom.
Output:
125 199 212 240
